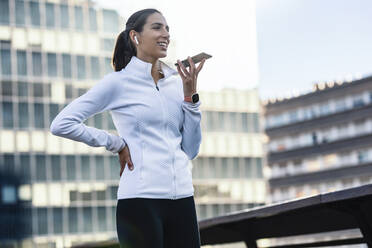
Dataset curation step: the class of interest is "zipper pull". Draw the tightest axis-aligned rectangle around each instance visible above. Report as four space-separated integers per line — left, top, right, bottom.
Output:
156 85 159 91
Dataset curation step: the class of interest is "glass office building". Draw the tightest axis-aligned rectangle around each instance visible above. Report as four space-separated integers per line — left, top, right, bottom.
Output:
0 0 124 247
0 0 265 247
194 89 266 220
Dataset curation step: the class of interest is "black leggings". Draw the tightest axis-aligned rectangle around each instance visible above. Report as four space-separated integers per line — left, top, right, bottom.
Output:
116 196 201 248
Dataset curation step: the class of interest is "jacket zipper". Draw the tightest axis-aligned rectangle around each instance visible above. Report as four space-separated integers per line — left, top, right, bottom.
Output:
154 79 177 200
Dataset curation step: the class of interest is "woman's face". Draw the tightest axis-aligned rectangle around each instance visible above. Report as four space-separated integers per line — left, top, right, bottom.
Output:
134 12 170 61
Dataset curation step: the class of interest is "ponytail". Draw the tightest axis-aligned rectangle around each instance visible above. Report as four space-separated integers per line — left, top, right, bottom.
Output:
112 8 161 72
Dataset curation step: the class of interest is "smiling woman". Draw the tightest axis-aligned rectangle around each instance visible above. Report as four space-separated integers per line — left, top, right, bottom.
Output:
50 7 206 248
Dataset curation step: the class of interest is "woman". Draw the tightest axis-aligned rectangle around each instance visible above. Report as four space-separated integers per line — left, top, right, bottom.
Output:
50 8 206 248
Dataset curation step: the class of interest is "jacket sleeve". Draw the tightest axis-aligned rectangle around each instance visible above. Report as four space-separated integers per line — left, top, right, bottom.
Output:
50 74 126 154
181 101 202 160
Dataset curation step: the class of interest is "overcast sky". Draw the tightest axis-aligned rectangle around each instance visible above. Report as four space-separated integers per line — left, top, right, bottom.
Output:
95 0 372 100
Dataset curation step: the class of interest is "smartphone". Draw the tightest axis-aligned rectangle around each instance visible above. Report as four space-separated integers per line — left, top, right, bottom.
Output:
175 52 212 67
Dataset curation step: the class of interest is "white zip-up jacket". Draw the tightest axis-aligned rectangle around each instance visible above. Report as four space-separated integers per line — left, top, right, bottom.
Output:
50 56 202 200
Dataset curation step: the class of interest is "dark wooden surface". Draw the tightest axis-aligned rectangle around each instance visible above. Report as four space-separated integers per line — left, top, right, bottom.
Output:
200 184 372 246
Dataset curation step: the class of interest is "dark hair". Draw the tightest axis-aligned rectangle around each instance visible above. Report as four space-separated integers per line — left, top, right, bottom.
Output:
112 8 162 72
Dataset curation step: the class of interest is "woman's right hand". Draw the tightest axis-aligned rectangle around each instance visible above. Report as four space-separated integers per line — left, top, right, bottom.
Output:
118 145 134 176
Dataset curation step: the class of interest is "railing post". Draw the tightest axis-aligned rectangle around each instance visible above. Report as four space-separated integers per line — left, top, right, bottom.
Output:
244 238 258 248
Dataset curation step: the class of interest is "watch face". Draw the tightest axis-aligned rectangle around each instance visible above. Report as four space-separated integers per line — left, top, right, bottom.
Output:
192 93 199 103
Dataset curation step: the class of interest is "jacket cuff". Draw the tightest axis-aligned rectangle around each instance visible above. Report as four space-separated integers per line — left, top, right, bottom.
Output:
107 134 126 154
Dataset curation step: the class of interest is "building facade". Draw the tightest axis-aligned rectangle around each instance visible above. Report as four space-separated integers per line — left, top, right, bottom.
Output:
194 89 266 221
0 0 125 247
264 75 372 246
0 0 265 247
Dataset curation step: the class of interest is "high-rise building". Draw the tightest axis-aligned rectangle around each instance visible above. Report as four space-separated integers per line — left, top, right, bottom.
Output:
0 0 124 247
194 88 266 220
0 1 265 247
264 75 372 246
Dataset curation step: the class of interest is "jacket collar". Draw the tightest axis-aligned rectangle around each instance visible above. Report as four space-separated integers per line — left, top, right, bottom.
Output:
124 56 178 80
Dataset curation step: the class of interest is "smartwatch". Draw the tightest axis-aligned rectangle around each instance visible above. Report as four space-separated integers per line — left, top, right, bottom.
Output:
184 93 199 104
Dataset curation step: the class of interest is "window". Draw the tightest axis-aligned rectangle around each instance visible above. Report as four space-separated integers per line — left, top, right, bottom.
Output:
242 113 248 132
34 103 44 128
89 8 97 31
2 101 13 128
81 156 91 180
90 56 100 79
1 185 16 204
232 158 240 177
36 155 47 181
18 102 29 128
29 1 40 26
20 155 31 182
66 155 76 180
53 208 63 234
1 81 12 96
68 207 78 233
65 84 73 99
109 156 119 180
335 99 347 112
74 6 84 30
60 4 69 29
49 103 59 124
15 0 25 26
47 53 57 77
62 54 72 78
37 208 48 235
218 112 225 131
83 207 93 232
256 158 263 178
319 103 330 115
353 96 364 108
1 49 11 75
102 10 119 33
97 207 107 231
51 155 61 181
289 110 298 122
45 3 55 28
18 82 28 97
0 0 9 24
33 83 43 97
16 50 27 76
244 158 252 178
77 55 86 79
32 52 42 76
95 156 104 180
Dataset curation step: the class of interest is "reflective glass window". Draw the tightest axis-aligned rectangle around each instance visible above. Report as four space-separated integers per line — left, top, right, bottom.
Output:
1 49 11 75
1 81 12 96
0 0 9 24
66 155 76 181
68 207 78 233
36 155 46 181
95 156 104 180
90 56 100 79
77 55 86 79
33 83 43 97
51 155 61 181
97 207 107 231
74 6 84 30
60 4 69 29
37 208 48 234
34 103 44 128
29 2 40 26
81 155 91 180
32 52 42 76
18 82 28 97
45 3 55 28
17 50 27 76
2 101 13 128
18 102 29 128
47 53 57 77
52 208 63 234
15 0 25 25
83 207 92 232
102 10 119 33
89 8 97 31
62 54 72 78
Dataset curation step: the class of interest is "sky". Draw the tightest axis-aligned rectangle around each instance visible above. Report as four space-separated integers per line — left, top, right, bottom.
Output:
94 0 372 100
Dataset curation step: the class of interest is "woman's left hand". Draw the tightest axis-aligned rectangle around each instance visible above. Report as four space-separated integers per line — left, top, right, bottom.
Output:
176 57 206 97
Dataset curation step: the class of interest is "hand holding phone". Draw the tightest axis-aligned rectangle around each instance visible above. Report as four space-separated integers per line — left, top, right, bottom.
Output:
175 52 212 68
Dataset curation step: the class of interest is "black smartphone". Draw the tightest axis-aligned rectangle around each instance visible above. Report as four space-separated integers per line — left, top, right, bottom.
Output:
175 52 212 67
